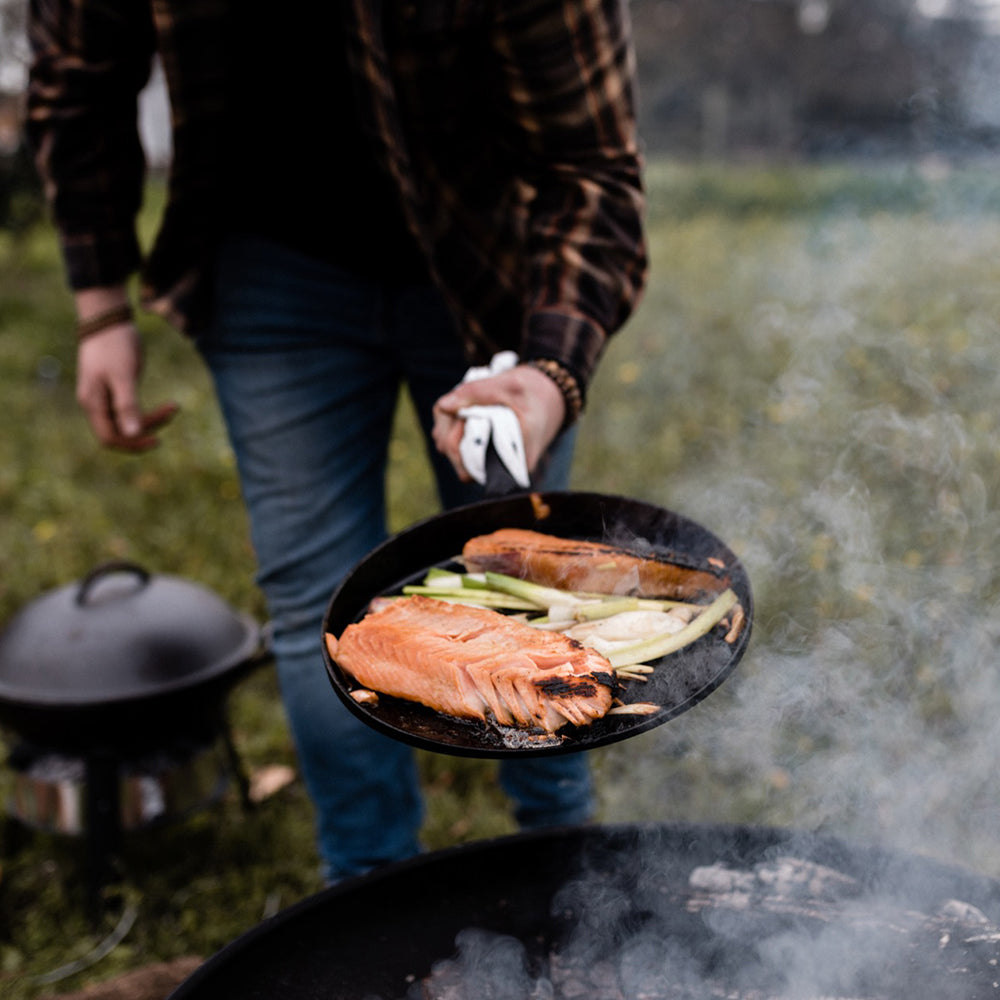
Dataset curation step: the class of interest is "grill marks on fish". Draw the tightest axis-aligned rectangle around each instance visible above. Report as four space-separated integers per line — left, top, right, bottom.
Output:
462 528 728 601
326 595 617 733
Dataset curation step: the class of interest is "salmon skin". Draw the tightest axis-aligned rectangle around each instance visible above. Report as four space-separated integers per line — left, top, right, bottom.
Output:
462 528 728 600
326 595 617 733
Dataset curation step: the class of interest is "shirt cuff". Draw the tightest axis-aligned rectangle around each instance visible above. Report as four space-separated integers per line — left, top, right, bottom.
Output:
62 230 142 292
522 309 608 403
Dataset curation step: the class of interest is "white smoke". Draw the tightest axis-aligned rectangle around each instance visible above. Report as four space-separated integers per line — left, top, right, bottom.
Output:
588 193 1000 878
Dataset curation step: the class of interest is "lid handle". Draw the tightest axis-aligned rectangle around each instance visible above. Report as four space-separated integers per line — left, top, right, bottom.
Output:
76 561 152 607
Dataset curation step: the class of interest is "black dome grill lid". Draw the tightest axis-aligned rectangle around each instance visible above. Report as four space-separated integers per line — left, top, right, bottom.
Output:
0 562 262 708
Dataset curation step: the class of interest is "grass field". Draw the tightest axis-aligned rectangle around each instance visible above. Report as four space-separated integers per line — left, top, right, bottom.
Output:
3 158 1000 996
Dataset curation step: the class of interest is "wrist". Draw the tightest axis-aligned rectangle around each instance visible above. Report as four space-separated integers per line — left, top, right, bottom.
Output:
76 303 134 341
74 288 133 341
524 358 583 429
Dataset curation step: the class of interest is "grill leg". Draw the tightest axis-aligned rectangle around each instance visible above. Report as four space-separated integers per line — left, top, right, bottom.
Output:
220 717 253 812
84 750 121 915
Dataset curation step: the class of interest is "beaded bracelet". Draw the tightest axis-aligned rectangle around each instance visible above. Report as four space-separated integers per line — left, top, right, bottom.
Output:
525 358 584 428
76 303 134 341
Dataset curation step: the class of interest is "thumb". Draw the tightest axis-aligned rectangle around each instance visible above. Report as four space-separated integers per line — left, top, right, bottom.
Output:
436 377 501 413
107 374 144 438
434 387 473 415
117 405 143 439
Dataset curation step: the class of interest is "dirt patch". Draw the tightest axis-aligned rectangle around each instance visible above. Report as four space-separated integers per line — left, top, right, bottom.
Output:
41 957 203 1000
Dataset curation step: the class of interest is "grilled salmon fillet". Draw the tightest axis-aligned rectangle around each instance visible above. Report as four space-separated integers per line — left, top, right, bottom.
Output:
326 595 617 733
462 528 727 600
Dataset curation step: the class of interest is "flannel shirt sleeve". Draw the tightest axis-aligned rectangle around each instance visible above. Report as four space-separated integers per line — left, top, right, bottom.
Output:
495 0 648 390
26 0 157 291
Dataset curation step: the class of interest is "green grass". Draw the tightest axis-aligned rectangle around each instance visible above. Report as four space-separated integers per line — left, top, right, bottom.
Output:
3 159 1000 996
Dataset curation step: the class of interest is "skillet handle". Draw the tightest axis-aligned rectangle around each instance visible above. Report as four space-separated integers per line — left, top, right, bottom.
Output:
483 442 529 498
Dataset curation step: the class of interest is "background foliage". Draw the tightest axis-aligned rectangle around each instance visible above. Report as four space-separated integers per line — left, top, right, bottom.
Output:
2 159 1000 996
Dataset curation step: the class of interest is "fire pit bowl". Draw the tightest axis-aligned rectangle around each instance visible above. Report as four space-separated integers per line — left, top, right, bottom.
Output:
167 822 1000 1000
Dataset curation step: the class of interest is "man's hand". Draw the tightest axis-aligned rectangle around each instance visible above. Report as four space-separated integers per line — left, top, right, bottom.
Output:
76 322 178 451
432 363 565 483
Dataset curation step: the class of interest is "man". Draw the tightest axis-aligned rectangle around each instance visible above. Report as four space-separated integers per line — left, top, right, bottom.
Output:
27 0 648 882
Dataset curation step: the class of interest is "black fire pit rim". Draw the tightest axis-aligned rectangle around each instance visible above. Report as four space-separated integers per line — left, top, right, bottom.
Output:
166 819 1000 1000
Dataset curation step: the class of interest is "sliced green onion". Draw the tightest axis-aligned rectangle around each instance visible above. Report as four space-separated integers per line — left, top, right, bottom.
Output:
483 571 586 610
419 568 490 589
573 596 641 621
423 567 462 584
400 585 538 610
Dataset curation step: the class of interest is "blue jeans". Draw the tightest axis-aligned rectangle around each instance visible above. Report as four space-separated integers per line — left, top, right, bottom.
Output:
197 237 593 880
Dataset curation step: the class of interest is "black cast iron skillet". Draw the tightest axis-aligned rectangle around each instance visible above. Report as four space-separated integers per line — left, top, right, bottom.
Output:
321 491 753 758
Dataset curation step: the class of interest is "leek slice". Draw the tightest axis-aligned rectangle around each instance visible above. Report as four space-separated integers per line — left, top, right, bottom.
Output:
483 571 586 610
400 586 537 610
605 589 739 668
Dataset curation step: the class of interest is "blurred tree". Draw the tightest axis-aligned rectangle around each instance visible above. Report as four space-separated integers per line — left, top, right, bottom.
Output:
0 0 27 94
0 0 42 232
630 0 993 156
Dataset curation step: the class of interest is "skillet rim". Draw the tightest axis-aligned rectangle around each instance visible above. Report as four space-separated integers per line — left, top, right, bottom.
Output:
320 490 754 758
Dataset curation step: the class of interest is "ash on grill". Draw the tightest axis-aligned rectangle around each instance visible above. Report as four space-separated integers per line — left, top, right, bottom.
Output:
410 855 1000 1000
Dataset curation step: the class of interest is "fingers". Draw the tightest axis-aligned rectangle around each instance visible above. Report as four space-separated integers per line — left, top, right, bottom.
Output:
75 324 178 452
108 401 179 452
80 384 178 452
431 401 474 482
78 377 138 445
432 365 566 481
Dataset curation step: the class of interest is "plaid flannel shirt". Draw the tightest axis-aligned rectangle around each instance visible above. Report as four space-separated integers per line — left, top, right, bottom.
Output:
27 0 648 393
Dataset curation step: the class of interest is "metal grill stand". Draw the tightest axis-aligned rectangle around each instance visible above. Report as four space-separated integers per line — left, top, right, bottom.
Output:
6 717 252 915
